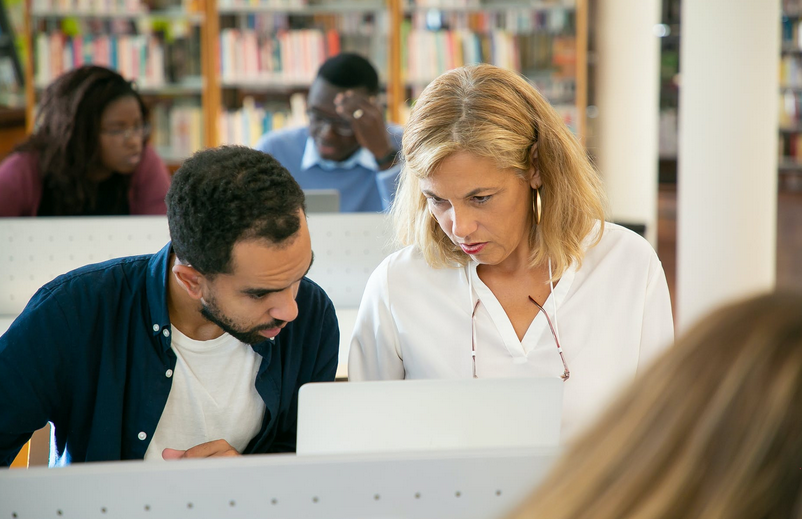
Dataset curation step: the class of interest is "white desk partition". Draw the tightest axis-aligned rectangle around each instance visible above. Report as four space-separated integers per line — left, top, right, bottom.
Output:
304 212 395 309
0 214 395 378
0 448 557 519
0 216 171 316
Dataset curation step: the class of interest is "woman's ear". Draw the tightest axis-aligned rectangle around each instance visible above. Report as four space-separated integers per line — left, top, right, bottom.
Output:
529 142 542 190
172 263 205 301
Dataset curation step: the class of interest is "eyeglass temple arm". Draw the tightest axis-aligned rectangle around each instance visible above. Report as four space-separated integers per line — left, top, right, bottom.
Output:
528 296 570 381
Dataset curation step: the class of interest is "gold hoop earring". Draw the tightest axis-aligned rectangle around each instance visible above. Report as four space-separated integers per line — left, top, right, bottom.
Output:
533 188 542 225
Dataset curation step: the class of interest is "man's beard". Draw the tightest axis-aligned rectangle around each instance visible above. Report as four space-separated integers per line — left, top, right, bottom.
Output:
200 296 284 345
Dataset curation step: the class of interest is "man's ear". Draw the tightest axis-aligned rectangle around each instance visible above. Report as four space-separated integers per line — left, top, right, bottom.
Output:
529 142 542 190
172 264 205 301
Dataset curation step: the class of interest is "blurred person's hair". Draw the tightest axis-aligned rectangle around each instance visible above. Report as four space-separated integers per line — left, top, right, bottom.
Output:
317 53 380 95
509 291 802 519
392 64 606 279
18 65 147 215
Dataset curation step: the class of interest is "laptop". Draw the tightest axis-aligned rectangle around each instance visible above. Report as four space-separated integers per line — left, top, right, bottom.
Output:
296 378 563 455
304 189 340 213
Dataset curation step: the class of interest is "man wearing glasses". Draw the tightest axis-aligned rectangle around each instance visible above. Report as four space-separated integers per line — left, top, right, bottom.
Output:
254 53 403 213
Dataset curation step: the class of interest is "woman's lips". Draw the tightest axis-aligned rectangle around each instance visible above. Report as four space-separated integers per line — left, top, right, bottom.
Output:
460 242 487 254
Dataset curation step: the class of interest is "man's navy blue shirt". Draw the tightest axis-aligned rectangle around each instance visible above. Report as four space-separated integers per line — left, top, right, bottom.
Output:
0 243 339 466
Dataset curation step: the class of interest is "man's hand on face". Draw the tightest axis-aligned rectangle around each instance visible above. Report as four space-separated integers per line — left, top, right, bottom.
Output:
162 439 241 460
334 90 395 163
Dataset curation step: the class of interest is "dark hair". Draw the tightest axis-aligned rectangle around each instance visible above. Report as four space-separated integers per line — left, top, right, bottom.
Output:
317 53 379 94
18 65 147 215
166 146 307 276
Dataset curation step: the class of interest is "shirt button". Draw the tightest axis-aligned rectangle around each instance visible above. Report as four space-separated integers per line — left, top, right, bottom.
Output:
138 431 147 441
165 369 173 378
162 328 170 337
152 324 160 332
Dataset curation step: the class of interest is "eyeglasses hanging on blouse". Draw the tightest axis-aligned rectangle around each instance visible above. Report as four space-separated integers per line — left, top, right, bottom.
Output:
469 258 570 381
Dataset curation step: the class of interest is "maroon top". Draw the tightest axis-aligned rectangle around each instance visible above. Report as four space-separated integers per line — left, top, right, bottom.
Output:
0 144 171 217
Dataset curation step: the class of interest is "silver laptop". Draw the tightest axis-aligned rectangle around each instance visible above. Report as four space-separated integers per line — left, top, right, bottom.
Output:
304 189 340 213
296 378 563 455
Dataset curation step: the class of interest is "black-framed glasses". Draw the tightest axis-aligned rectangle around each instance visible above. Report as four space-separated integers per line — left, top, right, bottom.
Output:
470 296 570 381
306 109 354 136
101 123 151 141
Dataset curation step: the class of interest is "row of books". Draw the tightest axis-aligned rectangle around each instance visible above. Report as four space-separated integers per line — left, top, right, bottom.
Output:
779 131 802 165
218 28 384 84
404 29 575 85
218 0 310 9
411 0 575 8
781 55 802 88
32 0 200 14
34 31 201 87
218 95 307 146
33 0 144 14
413 8 574 35
405 29 518 83
150 102 203 160
782 17 802 49
780 89 802 129
220 28 336 84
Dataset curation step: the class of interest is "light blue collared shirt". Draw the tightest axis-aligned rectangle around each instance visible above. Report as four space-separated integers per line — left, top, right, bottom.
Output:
254 126 404 213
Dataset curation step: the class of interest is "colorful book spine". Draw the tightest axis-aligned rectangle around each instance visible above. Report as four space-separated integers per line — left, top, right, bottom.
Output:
151 102 203 159
219 27 339 84
34 29 198 87
218 94 307 146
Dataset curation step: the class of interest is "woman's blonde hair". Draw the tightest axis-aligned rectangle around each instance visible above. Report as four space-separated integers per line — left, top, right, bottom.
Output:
392 64 606 278
510 292 802 519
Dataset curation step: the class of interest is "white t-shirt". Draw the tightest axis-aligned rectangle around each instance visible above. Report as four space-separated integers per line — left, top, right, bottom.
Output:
348 222 675 440
144 326 265 460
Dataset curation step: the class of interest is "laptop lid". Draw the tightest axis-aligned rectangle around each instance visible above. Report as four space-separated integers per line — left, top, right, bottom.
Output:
297 378 563 455
304 189 340 213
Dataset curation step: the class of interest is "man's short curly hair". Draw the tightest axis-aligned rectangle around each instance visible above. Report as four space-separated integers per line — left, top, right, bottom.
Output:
166 146 306 276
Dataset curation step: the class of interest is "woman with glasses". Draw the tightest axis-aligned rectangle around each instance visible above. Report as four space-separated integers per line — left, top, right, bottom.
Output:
348 64 674 440
0 65 170 216
509 292 802 519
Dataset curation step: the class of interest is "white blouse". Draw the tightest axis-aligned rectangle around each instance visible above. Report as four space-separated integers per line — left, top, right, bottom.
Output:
348 222 675 440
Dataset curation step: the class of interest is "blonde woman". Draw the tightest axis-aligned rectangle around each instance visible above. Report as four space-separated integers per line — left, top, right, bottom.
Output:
348 64 674 439
510 292 802 519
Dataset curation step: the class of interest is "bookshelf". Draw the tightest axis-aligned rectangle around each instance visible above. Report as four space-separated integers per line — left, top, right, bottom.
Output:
398 0 587 137
0 0 25 110
20 0 589 158
22 0 209 165
210 0 393 147
781 0 802 191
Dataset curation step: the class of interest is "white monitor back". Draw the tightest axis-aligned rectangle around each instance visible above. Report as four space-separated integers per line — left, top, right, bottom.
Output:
297 378 563 455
